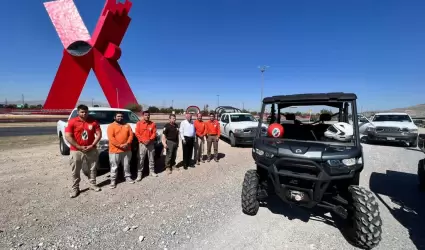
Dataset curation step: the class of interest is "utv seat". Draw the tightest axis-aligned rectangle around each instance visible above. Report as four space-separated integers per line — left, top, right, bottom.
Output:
313 113 332 137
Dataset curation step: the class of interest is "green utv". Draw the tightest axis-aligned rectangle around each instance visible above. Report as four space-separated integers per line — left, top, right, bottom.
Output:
241 92 382 249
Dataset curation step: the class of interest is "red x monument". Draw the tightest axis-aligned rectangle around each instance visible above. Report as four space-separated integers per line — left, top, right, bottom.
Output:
43 0 138 109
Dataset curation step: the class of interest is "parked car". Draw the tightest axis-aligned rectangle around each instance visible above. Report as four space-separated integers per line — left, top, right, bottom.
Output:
365 112 418 147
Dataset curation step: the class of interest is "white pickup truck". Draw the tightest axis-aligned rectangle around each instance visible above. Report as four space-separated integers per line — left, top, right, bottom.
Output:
219 112 268 147
57 107 163 168
365 112 419 147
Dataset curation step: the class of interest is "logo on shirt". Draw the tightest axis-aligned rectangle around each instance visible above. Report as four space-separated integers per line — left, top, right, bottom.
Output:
88 125 93 130
82 130 89 140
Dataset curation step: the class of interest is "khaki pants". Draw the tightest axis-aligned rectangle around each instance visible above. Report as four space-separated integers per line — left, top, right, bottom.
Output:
109 151 132 181
194 136 205 162
138 142 155 173
69 149 99 191
207 135 219 160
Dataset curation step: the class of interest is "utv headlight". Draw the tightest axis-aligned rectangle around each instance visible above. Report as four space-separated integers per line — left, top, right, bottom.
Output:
327 157 362 167
409 129 418 133
253 148 274 158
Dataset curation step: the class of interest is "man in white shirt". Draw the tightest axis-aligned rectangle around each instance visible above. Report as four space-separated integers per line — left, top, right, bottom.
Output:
179 113 196 169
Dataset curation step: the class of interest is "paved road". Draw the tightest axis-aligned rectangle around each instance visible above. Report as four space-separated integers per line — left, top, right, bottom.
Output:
0 123 167 137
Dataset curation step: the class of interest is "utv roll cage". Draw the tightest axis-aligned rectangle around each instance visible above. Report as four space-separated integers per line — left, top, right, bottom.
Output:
258 92 361 144
215 106 242 118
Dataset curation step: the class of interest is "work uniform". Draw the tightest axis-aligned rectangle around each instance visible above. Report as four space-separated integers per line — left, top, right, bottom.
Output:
163 122 179 171
194 119 206 164
65 117 101 194
107 121 134 187
179 119 195 168
205 119 221 162
135 120 157 179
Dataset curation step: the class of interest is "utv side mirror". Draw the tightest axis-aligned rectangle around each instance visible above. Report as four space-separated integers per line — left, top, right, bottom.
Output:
418 134 425 151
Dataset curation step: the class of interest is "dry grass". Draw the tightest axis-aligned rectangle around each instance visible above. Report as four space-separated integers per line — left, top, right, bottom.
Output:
0 134 58 151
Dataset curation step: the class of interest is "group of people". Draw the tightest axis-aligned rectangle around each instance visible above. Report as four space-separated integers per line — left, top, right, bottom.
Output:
64 104 221 198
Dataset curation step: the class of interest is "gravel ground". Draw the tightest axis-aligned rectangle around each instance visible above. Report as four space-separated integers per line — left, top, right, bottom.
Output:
0 138 424 250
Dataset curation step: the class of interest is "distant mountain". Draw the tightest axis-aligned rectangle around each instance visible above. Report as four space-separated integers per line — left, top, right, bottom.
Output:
363 104 425 118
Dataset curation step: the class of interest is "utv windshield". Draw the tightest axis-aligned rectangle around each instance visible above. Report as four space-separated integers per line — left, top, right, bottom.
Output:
372 114 412 122
259 101 357 145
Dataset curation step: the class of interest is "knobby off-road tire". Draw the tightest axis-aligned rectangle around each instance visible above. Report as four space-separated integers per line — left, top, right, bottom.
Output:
241 169 260 216
345 185 382 249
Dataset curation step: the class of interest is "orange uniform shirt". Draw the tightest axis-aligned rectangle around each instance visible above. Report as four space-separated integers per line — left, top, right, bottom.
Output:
205 120 220 136
194 120 206 137
107 122 134 153
135 120 157 144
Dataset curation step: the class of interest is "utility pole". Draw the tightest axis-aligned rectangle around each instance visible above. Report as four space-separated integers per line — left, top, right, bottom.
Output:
92 98 94 107
217 95 220 108
5 98 7 106
242 102 245 110
171 100 174 109
258 65 269 102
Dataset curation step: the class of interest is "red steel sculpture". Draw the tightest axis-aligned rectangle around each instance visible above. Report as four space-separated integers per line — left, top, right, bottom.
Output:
43 0 138 109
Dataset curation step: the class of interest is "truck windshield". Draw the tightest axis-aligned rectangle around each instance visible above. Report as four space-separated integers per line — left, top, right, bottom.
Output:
87 110 140 124
230 114 256 122
372 115 412 122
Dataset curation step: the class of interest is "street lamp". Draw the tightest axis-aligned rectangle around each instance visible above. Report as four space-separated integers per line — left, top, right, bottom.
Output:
258 65 269 102
217 94 220 108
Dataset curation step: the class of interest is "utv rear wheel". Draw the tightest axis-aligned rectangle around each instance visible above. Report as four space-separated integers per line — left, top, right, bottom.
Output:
344 186 382 249
241 170 260 216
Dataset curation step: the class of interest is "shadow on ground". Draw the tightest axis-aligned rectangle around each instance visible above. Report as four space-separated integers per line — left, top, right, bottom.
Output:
369 169 425 250
261 194 365 248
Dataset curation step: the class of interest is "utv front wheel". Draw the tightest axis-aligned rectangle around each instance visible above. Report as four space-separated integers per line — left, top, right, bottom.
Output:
345 186 382 249
241 170 260 216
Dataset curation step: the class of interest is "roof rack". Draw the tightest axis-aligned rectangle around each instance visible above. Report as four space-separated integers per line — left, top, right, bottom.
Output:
214 106 242 117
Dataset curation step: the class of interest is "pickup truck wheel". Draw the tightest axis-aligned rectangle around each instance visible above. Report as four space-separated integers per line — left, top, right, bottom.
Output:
59 134 70 155
229 132 236 147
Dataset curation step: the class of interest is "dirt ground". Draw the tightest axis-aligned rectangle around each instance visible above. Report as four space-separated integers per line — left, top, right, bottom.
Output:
0 136 251 250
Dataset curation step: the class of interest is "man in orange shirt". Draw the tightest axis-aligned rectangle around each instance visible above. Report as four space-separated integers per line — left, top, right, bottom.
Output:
135 111 157 180
194 113 206 165
205 112 221 162
107 111 134 188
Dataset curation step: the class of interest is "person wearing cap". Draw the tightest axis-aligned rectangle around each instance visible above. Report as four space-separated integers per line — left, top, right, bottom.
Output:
179 112 196 169
193 113 206 165
135 111 157 180
205 112 220 162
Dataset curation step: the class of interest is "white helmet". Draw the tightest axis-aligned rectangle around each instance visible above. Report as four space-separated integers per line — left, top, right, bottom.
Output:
324 122 354 142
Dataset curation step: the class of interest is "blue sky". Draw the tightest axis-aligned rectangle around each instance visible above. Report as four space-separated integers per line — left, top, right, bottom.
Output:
0 0 424 111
